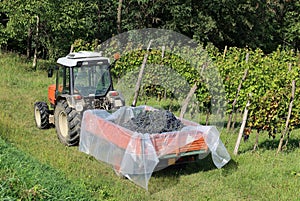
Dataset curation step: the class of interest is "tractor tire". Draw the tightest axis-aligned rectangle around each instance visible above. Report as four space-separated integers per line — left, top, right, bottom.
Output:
34 102 50 129
54 100 81 146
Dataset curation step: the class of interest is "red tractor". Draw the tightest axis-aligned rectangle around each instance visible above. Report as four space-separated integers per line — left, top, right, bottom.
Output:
34 51 125 146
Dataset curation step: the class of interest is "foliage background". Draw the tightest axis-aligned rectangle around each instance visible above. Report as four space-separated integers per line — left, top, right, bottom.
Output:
1 0 300 59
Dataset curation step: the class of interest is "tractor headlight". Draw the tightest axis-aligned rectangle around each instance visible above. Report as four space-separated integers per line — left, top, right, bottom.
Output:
68 95 84 112
75 102 84 112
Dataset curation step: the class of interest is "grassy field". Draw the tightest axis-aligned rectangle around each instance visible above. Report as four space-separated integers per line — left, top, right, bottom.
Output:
0 53 299 200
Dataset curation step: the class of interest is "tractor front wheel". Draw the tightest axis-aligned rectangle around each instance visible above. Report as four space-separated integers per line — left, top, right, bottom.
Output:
34 102 50 129
54 100 81 146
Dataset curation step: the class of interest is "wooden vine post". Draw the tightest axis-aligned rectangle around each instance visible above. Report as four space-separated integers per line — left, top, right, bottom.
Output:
179 82 198 119
253 130 260 151
227 53 249 130
231 109 240 130
234 96 251 155
132 40 152 107
179 61 208 119
223 46 227 59
277 64 295 153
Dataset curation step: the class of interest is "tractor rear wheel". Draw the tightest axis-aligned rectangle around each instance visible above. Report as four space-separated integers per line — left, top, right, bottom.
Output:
34 102 50 129
54 100 80 146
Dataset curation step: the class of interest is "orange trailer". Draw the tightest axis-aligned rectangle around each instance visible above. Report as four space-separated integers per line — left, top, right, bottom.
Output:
81 108 209 172
79 106 231 189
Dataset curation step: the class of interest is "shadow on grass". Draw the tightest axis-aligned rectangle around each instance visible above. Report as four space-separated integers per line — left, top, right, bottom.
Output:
220 159 239 176
148 154 238 193
239 137 300 154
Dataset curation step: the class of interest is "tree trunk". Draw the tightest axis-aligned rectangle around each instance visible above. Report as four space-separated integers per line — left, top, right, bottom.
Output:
96 3 101 38
117 0 123 34
32 16 39 71
26 28 32 59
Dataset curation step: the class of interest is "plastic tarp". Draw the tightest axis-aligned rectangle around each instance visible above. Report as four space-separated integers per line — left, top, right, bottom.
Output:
79 106 231 190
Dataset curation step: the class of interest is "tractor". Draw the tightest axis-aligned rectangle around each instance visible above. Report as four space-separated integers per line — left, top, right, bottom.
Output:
34 51 125 146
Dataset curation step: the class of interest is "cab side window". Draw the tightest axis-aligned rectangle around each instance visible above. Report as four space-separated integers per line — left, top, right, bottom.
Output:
57 67 70 94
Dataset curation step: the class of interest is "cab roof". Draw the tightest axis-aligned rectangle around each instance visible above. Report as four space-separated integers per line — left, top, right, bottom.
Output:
57 51 110 67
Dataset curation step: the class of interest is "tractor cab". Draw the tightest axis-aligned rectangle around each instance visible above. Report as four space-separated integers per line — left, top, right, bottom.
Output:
48 51 125 111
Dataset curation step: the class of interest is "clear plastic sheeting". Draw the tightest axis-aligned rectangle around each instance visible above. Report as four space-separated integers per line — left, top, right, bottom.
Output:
79 106 231 190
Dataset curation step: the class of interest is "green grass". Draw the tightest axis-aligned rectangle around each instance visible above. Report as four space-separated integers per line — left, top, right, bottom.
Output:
0 52 300 200
0 137 100 200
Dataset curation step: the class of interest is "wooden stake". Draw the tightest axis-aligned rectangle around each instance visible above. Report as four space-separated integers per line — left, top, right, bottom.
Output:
179 82 198 119
234 98 250 155
227 53 249 130
179 62 207 119
223 46 227 60
277 66 295 153
162 46 165 58
253 130 259 151
132 40 152 107
231 109 238 129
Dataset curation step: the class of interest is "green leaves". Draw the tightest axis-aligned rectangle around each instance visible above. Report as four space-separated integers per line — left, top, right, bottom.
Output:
218 47 299 136
1 0 300 59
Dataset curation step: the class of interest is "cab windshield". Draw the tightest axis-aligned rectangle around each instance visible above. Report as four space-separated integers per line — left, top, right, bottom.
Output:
73 61 111 97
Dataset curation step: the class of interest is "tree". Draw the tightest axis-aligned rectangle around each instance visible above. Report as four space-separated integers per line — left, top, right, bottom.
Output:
1 0 300 57
282 0 300 51
0 0 40 54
